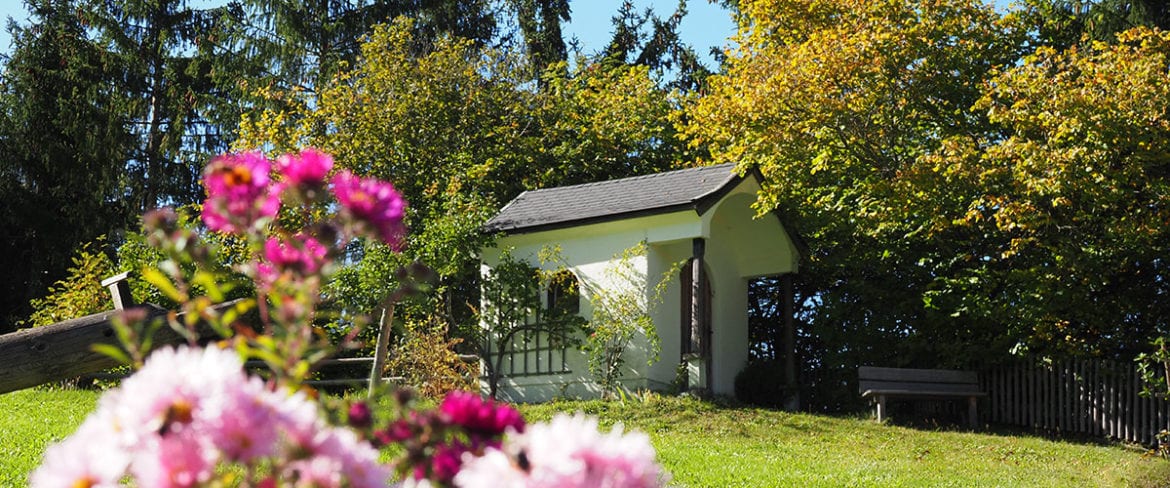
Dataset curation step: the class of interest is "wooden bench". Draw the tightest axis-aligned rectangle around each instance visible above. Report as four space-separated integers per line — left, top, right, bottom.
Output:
858 366 987 429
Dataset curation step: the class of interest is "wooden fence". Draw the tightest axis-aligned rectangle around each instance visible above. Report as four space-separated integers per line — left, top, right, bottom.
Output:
982 358 1170 445
0 303 209 394
248 358 400 388
82 356 481 389
0 269 483 394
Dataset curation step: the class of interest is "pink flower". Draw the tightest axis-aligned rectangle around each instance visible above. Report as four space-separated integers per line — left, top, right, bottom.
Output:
287 454 344 488
331 170 407 248
129 432 217 488
36 346 392 488
105 346 245 446
439 390 525 440
277 148 334 188
286 428 391 488
260 234 329 280
30 411 128 488
207 376 282 462
35 347 247 487
375 419 415 446
452 449 527 488
454 413 665 488
348 401 373 429
201 151 280 234
268 387 324 451
430 441 468 484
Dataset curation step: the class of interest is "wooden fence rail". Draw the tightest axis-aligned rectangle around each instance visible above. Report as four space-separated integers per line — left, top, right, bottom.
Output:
243 358 403 388
0 304 188 394
982 358 1170 445
80 353 481 389
1 268 482 395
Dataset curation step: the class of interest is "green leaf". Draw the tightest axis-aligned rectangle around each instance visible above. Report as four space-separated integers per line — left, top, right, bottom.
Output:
141 267 183 303
191 270 225 302
140 318 163 353
91 343 132 365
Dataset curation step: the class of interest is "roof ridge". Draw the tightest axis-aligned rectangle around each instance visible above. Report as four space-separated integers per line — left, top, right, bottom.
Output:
483 162 746 234
689 166 742 204
520 163 737 195
490 188 530 216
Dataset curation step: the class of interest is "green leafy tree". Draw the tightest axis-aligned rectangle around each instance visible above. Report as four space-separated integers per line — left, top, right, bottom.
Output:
238 20 536 215
1023 0 1170 48
236 19 687 399
686 0 1028 376
239 18 684 220
940 27 1170 357
237 18 682 318
239 21 531 342
688 1 1170 403
538 61 689 188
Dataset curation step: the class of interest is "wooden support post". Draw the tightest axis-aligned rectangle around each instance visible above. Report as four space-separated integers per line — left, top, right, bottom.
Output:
691 238 710 392
691 238 705 358
782 273 799 411
876 394 887 422
368 305 394 398
101 271 134 310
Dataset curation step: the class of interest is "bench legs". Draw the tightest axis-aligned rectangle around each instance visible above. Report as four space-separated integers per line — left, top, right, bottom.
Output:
968 396 978 429
871 395 979 429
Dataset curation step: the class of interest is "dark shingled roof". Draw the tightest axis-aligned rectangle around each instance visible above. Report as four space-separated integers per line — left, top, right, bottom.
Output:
484 163 744 234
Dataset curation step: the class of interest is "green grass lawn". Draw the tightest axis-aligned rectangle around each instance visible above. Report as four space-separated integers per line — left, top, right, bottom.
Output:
3 388 1168 487
0 387 100 487
522 395 1170 487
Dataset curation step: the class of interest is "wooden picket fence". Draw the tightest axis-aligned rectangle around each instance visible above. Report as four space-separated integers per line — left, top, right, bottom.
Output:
982 358 1170 445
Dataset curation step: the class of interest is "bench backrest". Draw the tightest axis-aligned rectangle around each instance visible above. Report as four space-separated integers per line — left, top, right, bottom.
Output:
858 366 980 394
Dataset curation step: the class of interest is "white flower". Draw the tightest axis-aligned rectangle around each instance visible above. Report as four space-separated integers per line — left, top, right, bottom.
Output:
455 413 665 488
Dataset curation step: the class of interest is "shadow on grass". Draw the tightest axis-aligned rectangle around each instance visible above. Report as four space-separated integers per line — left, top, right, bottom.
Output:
838 396 1167 455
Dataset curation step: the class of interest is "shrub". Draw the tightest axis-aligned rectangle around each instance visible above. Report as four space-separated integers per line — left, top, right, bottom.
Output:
388 318 477 398
24 238 115 328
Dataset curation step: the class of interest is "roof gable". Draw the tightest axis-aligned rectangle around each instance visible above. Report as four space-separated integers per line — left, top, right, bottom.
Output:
483 163 744 234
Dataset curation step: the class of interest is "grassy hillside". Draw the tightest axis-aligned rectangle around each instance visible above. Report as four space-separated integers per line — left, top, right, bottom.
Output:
3 388 1168 487
520 395 1170 487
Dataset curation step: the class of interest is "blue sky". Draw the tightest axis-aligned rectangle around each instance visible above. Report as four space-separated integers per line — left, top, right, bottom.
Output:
0 1 736 68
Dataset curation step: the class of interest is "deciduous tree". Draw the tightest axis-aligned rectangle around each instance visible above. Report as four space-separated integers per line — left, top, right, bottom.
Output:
688 1 1170 396
237 19 685 380
937 27 1170 357
685 0 1028 385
